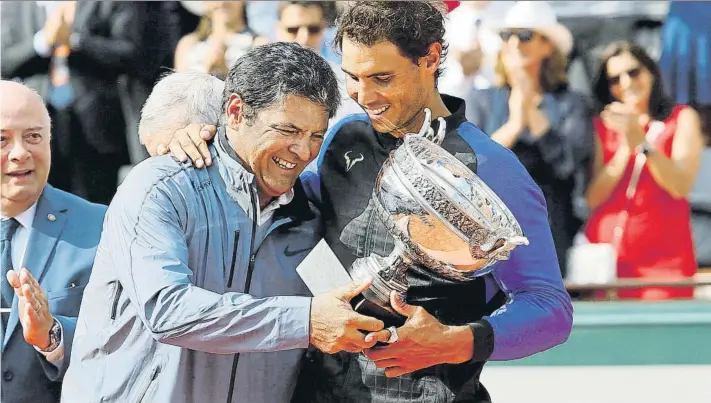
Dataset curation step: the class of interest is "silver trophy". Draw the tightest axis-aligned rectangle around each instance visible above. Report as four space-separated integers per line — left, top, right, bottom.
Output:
349 109 529 326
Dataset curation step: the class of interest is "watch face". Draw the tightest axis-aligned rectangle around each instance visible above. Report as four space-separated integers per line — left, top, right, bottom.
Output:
48 320 61 347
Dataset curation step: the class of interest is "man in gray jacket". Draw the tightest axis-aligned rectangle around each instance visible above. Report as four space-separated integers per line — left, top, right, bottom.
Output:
61 42 385 403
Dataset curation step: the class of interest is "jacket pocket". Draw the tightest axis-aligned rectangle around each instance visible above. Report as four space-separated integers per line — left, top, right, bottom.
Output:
46 286 87 317
47 285 86 300
132 360 162 403
110 282 123 320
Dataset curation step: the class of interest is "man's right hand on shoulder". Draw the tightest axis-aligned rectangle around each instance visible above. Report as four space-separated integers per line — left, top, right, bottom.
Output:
309 278 385 354
156 124 217 168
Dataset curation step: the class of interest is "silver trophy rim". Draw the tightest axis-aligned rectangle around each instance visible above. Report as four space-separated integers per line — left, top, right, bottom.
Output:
373 134 526 281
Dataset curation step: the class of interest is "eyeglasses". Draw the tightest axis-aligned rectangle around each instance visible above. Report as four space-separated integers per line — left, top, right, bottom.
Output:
285 25 323 35
499 30 536 43
607 67 642 86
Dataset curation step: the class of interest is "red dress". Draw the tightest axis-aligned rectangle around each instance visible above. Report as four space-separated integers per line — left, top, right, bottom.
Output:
585 105 697 300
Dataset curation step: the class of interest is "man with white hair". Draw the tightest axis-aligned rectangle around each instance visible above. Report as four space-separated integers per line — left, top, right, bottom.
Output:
138 70 225 158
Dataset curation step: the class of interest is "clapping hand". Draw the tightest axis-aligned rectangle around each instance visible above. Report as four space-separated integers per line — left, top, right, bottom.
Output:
6 268 54 350
601 102 646 149
43 7 72 48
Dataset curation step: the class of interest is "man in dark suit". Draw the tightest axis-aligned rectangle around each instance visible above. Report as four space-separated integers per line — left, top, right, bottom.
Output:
1 1 145 205
0 80 106 402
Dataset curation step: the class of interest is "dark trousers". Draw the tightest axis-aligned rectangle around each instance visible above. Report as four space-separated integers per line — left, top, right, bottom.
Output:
47 107 123 206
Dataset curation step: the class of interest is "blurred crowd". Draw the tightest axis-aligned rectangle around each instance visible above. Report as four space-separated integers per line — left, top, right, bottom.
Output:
2 0 710 300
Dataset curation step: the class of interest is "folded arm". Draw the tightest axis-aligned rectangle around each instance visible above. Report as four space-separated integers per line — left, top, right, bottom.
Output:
106 181 311 354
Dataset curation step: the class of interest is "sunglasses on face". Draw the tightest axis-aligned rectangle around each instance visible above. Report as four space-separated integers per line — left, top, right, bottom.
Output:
285 25 323 35
607 67 642 86
499 29 536 43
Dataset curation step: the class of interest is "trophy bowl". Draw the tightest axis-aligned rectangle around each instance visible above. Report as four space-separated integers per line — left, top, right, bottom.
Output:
350 134 529 326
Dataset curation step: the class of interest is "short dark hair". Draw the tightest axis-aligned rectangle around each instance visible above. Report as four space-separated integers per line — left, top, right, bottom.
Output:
221 42 341 124
278 1 326 20
334 1 449 81
592 40 674 121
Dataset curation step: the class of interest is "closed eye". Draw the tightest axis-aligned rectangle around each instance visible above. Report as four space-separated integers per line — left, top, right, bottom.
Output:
374 75 392 84
275 128 298 136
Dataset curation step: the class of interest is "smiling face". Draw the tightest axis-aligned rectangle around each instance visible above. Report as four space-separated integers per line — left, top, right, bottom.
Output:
341 36 434 136
0 81 51 217
225 94 329 203
606 51 653 113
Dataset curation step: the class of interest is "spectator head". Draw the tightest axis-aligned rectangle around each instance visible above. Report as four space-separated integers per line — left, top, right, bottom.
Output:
277 1 328 51
334 1 448 135
0 80 52 218
203 1 246 25
138 70 224 156
221 41 340 200
493 1 572 92
593 40 673 120
193 1 248 41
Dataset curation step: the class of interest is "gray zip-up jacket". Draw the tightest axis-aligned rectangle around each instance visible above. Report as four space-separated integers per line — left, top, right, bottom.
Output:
61 135 321 403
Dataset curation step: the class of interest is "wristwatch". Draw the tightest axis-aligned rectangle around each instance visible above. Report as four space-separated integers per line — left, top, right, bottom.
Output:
636 141 654 156
41 319 62 353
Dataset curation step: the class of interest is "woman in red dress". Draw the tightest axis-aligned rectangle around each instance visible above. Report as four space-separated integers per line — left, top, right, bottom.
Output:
585 41 705 300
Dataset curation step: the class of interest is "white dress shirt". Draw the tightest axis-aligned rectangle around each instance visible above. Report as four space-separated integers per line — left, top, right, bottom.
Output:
2 202 64 367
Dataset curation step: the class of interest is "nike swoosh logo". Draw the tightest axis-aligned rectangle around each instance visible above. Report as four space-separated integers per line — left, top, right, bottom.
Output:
284 245 312 257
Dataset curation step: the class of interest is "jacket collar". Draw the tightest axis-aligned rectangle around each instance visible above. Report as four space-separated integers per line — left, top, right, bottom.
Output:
214 127 315 223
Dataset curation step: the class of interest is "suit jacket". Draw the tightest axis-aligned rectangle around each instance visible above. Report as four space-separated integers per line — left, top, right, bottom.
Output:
1 1 145 156
0 185 106 403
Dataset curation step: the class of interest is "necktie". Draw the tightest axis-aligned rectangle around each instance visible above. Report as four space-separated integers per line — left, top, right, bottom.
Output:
1 218 21 329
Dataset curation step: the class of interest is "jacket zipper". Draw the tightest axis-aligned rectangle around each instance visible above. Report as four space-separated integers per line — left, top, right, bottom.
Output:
132 363 161 403
226 186 259 403
227 231 240 288
110 282 123 320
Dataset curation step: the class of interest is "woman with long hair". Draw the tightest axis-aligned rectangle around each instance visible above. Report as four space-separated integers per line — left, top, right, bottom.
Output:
584 40 704 300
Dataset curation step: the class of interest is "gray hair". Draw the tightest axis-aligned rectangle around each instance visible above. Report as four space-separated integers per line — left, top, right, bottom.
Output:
220 42 341 125
138 70 225 145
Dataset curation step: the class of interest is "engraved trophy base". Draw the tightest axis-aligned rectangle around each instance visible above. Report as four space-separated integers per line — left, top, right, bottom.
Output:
349 253 409 328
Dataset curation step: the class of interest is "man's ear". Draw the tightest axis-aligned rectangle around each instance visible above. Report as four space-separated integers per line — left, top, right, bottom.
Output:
424 42 443 73
226 94 245 129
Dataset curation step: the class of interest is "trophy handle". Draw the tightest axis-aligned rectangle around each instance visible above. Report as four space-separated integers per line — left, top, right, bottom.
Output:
474 233 530 265
411 108 447 146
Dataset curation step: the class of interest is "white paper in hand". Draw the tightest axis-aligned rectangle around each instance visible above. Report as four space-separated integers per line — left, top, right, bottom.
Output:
296 239 353 295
